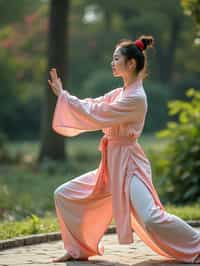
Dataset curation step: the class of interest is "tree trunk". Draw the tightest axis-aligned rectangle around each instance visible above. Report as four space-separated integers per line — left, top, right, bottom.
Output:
156 17 181 85
38 0 69 162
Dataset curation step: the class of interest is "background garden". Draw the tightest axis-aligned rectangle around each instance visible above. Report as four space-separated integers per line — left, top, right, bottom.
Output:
0 0 200 240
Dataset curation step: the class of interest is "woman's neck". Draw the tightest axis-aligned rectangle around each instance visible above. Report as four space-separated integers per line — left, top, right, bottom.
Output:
123 74 138 89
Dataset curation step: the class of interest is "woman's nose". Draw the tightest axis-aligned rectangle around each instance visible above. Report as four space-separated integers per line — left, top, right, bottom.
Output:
110 61 114 67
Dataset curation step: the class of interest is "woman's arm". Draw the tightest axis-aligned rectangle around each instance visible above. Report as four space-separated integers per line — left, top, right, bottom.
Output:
52 90 146 137
48 68 146 137
83 88 119 104
48 68 119 103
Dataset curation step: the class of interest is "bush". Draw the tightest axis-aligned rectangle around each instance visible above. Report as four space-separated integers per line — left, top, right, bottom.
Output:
155 88 200 204
0 50 41 140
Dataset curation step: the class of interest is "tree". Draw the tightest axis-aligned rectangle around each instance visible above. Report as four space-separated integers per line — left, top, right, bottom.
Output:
0 0 199 138
181 0 200 41
77 0 194 85
38 0 69 161
0 0 40 25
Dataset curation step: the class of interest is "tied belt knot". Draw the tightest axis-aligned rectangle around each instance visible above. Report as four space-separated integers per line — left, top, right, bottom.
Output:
98 135 137 185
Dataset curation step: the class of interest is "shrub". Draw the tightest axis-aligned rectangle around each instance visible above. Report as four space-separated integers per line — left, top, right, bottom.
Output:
156 88 200 204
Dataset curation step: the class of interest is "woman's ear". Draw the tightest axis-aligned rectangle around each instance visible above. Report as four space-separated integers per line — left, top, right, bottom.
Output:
128 59 136 70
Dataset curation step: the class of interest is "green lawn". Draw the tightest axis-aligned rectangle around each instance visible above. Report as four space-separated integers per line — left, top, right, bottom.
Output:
0 133 199 240
0 135 102 221
0 203 200 240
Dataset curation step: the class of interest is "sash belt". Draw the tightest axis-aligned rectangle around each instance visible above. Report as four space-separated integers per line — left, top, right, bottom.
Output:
98 135 137 184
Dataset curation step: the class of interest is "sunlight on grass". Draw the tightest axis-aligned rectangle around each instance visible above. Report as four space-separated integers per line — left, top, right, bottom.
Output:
165 204 200 221
0 215 59 240
0 203 200 240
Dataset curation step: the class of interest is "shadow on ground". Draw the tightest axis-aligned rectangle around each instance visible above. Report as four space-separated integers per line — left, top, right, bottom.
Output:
66 258 187 266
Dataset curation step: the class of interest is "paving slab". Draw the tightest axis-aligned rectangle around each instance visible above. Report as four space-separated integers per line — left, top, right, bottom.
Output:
1 229 200 266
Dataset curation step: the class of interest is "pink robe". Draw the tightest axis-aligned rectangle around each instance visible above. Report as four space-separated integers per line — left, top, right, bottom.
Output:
52 79 200 262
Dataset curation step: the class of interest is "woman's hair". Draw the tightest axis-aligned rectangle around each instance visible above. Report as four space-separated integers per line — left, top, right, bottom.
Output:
116 35 154 79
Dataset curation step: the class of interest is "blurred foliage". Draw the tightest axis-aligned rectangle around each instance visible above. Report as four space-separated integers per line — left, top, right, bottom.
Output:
0 136 100 220
181 0 200 48
0 1 41 25
171 78 200 100
81 68 122 97
0 132 10 162
0 0 199 232
182 0 200 28
143 80 171 132
0 0 199 139
154 88 200 204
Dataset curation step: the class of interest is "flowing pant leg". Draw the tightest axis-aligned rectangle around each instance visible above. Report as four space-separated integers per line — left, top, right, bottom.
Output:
129 175 200 263
54 170 112 260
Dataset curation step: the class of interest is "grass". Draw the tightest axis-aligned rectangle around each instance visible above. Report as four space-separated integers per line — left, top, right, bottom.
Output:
165 204 200 221
0 215 59 240
1 133 161 221
7 133 163 163
0 204 200 240
0 133 199 240
0 134 102 220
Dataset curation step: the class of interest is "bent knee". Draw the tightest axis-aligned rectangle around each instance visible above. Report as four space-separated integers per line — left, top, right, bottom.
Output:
141 208 162 228
143 214 156 228
54 185 65 200
54 181 71 200
54 187 61 200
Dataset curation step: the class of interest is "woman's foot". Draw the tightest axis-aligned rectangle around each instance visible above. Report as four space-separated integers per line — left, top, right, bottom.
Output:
52 252 73 262
195 255 200 263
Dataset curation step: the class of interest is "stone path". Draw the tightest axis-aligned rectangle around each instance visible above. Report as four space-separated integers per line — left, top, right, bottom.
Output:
0 230 199 266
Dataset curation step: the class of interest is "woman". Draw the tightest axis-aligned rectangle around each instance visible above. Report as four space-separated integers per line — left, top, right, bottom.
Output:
48 36 200 263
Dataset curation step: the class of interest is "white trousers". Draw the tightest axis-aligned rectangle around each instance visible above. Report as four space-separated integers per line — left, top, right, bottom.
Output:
129 175 200 263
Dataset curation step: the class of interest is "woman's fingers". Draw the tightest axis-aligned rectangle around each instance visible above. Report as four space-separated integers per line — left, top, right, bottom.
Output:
50 68 58 81
50 69 56 83
48 79 54 89
48 68 63 96
52 68 58 79
48 79 58 96
58 78 62 87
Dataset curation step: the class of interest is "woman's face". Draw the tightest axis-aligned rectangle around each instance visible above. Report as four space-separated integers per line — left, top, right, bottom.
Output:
111 47 136 77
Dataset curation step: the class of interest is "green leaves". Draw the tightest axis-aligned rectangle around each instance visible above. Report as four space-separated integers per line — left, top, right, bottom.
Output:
0 215 58 240
156 88 200 204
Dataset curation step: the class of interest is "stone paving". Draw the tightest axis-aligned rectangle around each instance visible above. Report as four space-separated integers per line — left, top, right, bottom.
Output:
0 230 200 266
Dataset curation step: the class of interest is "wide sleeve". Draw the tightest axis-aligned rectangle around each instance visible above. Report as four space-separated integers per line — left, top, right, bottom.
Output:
83 88 119 103
52 90 146 137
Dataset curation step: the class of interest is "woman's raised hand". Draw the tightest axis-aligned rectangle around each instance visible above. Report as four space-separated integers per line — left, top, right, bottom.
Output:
48 68 64 96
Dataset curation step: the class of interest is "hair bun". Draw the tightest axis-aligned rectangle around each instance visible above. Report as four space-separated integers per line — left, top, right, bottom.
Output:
138 35 154 51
